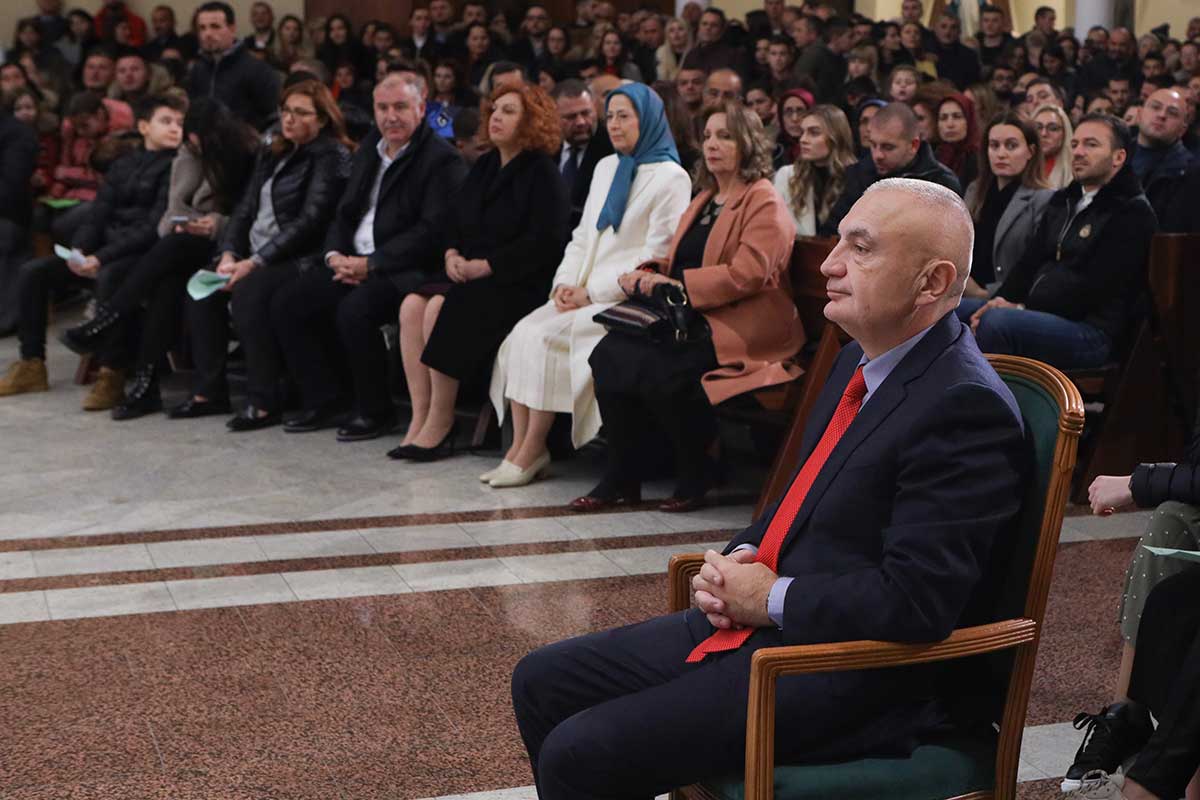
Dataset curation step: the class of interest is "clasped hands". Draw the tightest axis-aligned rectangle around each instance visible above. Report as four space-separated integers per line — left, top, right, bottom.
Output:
617 269 682 297
445 249 492 283
552 284 590 311
327 252 369 285
691 548 778 630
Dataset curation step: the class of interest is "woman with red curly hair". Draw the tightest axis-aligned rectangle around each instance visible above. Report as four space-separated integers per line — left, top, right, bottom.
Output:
391 83 570 462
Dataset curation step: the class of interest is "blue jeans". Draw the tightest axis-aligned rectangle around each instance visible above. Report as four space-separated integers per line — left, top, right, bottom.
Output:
956 298 1112 370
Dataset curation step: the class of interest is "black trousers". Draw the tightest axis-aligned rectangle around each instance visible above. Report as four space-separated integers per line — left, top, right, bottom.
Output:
589 333 719 496
0 219 29 333
511 608 883 800
106 233 216 368
186 261 300 408
272 268 405 419
17 253 138 366
1126 567 1200 799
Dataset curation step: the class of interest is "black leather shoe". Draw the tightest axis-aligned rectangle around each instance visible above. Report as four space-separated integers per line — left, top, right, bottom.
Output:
167 397 232 419
336 413 397 442
284 407 348 433
111 365 161 421
226 406 280 432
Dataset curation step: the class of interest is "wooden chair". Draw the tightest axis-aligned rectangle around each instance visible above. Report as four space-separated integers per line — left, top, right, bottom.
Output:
715 236 845 517
667 355 1084 800
1068 233 1199 501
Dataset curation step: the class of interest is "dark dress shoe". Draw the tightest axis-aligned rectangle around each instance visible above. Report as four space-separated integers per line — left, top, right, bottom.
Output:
568 483 642 512
337 413 397 442
386 423 458 461
167 397 232 419
226 406 280 432
658 495 706 513
111 365 161 421
284 407 347 433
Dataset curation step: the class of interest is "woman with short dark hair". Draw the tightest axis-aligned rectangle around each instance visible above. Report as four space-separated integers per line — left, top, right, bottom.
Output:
573 102 805 513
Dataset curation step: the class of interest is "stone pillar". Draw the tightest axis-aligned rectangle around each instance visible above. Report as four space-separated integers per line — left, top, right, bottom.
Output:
1074 0 1117 33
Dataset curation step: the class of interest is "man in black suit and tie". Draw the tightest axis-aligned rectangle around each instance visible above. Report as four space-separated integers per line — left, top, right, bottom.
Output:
272 72 467 440
511 178 1029 799
552 80 613 231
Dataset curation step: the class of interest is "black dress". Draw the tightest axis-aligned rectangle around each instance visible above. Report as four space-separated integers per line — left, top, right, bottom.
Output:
420 148 569 383
588 197 722 498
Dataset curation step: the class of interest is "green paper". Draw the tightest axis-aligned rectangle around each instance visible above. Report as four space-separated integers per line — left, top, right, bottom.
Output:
39 197 82 209
1142 545 1200 563
186 270 230 300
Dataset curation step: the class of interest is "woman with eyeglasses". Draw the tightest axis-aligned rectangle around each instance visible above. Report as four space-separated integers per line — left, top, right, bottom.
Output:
178 81 353 429
1033 104 1074 189
773 87 814 169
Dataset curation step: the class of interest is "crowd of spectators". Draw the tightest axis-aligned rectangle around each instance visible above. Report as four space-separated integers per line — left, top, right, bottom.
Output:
1 0 1200 502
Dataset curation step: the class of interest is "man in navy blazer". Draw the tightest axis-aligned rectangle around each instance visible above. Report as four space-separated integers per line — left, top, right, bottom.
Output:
511 178 1028 799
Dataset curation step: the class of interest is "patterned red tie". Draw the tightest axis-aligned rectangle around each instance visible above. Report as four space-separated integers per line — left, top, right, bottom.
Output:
686 366 869 663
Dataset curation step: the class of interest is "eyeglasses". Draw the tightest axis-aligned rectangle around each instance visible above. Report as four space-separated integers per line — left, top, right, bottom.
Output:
781 106 808 117
279 105 317 119
1034 122 1062 133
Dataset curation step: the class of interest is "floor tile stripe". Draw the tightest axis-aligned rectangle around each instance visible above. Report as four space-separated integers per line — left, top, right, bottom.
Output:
0 494 758 552
0 528 738 594
0 539 729 625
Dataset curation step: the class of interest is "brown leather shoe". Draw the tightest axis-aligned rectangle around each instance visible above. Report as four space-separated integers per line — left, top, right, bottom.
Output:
568 488 641 513
0 358 49 396
81 367 125 411
658 495 707 513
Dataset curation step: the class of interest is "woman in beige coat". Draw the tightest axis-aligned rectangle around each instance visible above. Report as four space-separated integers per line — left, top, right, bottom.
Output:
572 102 805 513
485 84 692 487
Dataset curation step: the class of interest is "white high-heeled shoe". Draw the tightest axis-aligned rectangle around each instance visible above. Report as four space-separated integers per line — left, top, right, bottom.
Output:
480 460 517 482
489 452 551 488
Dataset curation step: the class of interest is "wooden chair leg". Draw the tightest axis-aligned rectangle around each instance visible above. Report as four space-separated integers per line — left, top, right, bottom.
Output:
73 354 97 386
471 401 494 449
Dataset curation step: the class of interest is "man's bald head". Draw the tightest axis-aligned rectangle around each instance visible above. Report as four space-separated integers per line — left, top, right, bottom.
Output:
823 177 972 355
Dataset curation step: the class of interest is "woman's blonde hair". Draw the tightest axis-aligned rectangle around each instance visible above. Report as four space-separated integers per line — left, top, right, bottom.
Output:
692 101 774 192
1033 103 1074 190
786 105 857 223
655 17 694 81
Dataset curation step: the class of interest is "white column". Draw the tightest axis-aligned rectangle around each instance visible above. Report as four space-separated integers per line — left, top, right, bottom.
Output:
1074 0 1117 32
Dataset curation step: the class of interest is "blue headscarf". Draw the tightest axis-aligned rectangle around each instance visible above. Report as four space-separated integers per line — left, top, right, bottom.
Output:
595 83 680 232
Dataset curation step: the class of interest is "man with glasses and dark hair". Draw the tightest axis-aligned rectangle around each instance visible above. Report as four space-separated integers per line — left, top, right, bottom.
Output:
184 1 281 131
509 4 551 77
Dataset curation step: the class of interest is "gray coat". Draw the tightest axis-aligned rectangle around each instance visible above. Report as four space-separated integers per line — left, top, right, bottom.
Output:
964 180 1053 294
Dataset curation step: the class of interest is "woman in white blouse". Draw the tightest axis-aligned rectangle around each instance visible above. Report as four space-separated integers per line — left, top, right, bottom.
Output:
771 104 857 237
484 83 692 487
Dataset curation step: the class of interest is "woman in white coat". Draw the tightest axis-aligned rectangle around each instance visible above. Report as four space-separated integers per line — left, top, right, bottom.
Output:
484 83 692 487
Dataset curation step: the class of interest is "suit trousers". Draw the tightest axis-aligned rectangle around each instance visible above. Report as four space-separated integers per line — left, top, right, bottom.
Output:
1125 567 1200 799
512 608 873 800
0 219 29 333
106 233 216 368
17 253 138 366
272 268 405 419
187 261 300 407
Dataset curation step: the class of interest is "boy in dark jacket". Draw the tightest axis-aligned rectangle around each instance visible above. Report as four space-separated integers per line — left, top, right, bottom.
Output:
961 114 1158 371
0 94 183 408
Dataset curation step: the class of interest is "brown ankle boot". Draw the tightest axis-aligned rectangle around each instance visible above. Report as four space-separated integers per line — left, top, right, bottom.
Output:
0 358 49 396
81 367 125 411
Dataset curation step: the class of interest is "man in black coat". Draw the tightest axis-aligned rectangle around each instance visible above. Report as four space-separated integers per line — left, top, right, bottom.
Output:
823 103 962 235
963 115 1158 371
1130 88 1196 225
0 95 181 403
553 79 613 231
507 4 553 78
0 103 38 337
272 73 468 440
929 12 980 90
185 1 281 131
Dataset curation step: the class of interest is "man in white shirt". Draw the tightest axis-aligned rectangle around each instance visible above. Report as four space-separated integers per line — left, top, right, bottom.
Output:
271 73 468 439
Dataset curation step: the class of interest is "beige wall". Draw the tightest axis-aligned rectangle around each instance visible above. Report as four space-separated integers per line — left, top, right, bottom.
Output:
1 0 304 51
1134 0 1197 40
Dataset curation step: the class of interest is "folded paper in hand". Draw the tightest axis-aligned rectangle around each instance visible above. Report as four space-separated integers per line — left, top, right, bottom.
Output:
53 244 85 265
1142 545 1200 563
186 270 230 300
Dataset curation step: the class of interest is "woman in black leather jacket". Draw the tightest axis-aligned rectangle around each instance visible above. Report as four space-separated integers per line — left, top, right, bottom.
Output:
174 80 353 430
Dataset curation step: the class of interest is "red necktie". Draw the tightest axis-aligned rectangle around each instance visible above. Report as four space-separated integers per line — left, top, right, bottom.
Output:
686 366 869 663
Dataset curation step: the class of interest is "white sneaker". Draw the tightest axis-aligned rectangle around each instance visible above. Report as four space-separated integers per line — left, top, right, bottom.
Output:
1064 770 1124 799
480 460 516 482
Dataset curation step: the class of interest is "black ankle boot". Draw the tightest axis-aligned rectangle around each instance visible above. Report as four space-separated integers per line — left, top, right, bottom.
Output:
60 303 121 355
111 365 162 421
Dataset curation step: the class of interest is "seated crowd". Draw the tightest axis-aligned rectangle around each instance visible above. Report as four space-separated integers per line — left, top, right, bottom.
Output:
3 0 1200 796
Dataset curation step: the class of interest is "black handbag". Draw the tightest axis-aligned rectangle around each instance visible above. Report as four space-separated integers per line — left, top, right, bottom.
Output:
593 283 710 344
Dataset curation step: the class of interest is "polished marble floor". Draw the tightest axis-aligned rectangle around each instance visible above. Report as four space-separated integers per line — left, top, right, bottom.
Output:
0 324 1159 798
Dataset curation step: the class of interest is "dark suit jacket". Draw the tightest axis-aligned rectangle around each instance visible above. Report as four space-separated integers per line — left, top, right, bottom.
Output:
325 122 468 292
563 127 614 231
723 310 1027 756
